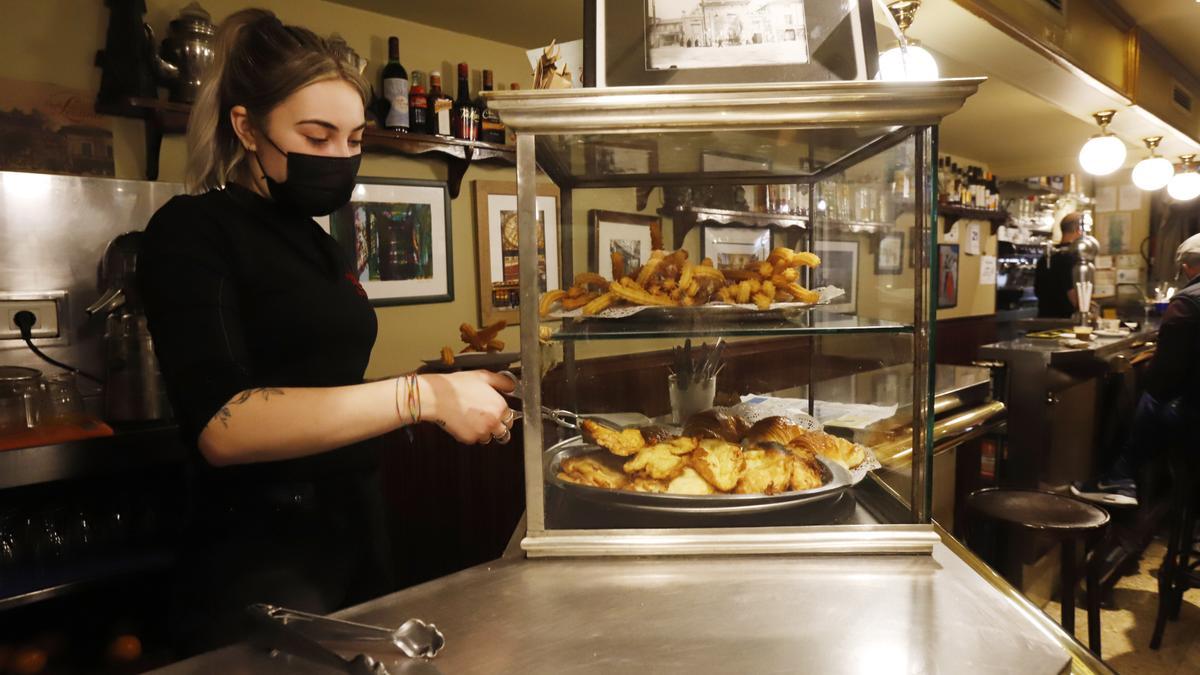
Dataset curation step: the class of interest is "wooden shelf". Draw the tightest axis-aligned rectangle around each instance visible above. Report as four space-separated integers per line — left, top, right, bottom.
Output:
938 203 1008 233
95 97 516 196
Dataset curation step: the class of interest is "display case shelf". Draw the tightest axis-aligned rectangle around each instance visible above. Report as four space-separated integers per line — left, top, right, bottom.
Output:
549 316 913 341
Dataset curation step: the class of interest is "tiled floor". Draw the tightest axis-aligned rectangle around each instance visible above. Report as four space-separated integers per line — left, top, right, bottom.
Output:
1044 540 1200 674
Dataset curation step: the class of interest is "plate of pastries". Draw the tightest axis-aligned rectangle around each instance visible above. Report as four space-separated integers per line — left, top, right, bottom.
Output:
423 320 519 372
538 246 839 320
547 408 869 511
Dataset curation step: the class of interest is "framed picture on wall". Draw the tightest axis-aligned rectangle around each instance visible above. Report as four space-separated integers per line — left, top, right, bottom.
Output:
701 225 774 270
584 139 659 176
589 210 664 280
938 243 960 309
590 0 878 87
875 231 904 275
317 177 453 306
473 181 562 325
812 240 858 314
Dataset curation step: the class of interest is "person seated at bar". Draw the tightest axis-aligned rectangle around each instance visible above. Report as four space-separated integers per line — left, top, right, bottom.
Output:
1072 232 1200 506
1034 212 1083 319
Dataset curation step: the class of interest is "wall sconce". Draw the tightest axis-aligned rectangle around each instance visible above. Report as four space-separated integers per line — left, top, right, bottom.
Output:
877 1 939 82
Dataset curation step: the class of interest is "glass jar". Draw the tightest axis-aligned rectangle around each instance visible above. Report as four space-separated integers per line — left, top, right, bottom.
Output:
0 366 42 433
39 372 85 425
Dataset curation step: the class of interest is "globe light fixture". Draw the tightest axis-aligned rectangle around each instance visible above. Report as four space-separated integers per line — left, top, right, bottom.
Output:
1077 110 1127 176
878 1 939 82
1167 154 1200 202
1131 136 1174 191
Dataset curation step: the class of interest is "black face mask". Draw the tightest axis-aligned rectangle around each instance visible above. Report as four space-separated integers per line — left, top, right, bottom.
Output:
254 133 361 217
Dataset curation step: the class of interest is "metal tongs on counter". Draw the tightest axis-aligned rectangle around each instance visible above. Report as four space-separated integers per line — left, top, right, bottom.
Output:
248 603 445 674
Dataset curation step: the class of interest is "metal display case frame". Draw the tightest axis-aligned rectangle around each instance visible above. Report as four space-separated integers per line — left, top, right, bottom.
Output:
486 78 985 558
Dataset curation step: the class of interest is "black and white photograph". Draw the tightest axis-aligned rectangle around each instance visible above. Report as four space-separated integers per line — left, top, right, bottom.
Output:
702 226 774 270
589 210 663 280
875 231 904 275
585 140 658 176
645 0 810 71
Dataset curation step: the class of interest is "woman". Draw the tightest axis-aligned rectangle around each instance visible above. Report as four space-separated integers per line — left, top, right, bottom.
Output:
137 9 515 654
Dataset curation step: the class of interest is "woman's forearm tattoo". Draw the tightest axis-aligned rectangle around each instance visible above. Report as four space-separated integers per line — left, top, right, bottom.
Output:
214 387 285 428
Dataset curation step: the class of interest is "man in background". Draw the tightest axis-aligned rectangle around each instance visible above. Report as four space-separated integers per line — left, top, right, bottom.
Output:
1035 212 1083 318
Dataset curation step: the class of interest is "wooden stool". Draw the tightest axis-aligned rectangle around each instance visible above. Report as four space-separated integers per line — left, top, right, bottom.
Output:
1150 443 1199 650
966 488 1110 655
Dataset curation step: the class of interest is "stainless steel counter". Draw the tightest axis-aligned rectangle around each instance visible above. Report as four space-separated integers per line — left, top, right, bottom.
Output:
979 327 1156 369
153 533 1094 675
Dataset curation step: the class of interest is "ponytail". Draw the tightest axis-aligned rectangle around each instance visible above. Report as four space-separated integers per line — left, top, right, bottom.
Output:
184 9 369 194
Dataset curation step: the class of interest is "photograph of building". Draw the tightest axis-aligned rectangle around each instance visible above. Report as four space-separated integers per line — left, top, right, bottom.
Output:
646 0 809 70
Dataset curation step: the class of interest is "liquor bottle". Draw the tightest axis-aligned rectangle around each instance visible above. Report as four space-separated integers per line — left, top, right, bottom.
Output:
452 63 477 141
947 163 961 204
408 71 428 135
426 71 452 136
478 69 505 144
382 36 409 131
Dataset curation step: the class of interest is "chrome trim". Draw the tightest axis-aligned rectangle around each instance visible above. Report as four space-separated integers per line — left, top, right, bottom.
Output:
516 133 547 535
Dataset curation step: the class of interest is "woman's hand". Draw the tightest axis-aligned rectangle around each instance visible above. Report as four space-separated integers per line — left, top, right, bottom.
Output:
420 370 517 445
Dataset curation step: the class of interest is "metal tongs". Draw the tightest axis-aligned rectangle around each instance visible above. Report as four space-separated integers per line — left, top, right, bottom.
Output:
499 370 582 430
248 603 445 673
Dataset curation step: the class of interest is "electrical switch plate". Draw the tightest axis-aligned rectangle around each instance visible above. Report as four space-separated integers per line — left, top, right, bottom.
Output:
0 292 67 342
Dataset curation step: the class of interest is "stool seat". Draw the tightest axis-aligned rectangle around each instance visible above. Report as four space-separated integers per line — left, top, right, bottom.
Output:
968 488 1110 532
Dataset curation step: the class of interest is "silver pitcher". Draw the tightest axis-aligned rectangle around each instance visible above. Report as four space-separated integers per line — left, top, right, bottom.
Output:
149 2 216 104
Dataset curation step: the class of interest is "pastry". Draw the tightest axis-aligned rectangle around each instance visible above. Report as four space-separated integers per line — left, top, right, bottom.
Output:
558 455 627 490
626 476 668 493
789 431 865 470
744 416 806 447
580 418 647 457
789 447 828 491
666 466 716 495
735 448 794 495
623 444 688 481
690 439 745 492
682 409 749 443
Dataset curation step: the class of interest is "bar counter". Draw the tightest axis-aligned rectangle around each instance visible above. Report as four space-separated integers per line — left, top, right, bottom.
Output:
154 528 1107 674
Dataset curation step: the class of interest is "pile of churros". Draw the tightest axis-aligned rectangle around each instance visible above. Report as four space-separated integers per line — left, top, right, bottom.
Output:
539 246 822 317
440 320 507 365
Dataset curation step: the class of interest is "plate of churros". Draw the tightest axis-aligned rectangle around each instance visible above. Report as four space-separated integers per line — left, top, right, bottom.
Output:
539 246 834 321
424 320 519 372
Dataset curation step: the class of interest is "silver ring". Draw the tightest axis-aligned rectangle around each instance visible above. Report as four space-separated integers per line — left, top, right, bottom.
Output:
493 429 512 445
502 409 516 427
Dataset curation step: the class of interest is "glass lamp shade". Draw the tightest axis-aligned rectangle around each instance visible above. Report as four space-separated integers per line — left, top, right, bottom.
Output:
877 44 939 81
1078 134 1127 176
1131 156 1174 191
1167 170 1200 201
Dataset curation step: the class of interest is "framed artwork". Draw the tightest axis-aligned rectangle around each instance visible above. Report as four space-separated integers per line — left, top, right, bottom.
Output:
318 177 452 306
589 210 663 280
812 240 858 314
876 231 904 275
590 0 878 86
473 181 561 325
584 139 659 176
938 244 960 309
702 226 774 271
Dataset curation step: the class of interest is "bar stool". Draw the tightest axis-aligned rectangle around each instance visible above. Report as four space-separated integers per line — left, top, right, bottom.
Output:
966 488 1110 655
1150 441 1199 649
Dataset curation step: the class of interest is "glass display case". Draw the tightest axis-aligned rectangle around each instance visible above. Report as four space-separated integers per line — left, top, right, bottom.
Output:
486 79 985 557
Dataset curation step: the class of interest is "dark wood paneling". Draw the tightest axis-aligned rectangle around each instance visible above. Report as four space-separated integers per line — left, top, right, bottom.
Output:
935 315 998 366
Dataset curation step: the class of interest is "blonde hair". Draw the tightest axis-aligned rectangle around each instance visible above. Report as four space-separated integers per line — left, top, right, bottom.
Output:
185 9 369 194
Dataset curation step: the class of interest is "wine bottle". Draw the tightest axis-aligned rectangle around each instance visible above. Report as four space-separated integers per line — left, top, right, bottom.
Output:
452 63 477 141
408 71 428 135
427 71 452 136
382 36 409 131
478 70 505 144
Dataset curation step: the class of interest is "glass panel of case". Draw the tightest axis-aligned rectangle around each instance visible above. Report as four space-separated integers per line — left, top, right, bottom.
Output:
535 127 926 531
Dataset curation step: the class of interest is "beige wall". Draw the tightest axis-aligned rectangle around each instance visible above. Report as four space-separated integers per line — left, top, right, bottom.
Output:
0 0 541 378
935 152 997 320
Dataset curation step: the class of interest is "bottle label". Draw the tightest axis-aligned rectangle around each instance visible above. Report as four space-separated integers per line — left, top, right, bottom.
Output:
383 78 410 128
434 100 453 136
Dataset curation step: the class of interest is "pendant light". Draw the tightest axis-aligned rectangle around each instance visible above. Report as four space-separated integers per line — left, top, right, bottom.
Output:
1167 155 1200 201
1131 137 1174 191
877 1 939 82
1077 110 1127 176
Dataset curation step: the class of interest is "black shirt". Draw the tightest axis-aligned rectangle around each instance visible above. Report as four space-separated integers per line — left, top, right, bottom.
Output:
1034 246 1079 319
138 183 380 484
1146 276 1200 406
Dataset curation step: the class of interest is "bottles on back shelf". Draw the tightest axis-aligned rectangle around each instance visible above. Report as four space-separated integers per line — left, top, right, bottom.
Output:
478 69 506 144
426 71 453 136
452 62 478 141
937 156 1000 210
382 36 409 131
408 71 428 135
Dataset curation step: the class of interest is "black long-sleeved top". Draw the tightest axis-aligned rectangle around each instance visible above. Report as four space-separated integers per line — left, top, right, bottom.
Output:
1034 246 1078 319
138 182 380 484
1146 275 1200 406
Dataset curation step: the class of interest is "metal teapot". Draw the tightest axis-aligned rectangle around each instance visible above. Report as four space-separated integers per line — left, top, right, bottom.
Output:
148 2 216 104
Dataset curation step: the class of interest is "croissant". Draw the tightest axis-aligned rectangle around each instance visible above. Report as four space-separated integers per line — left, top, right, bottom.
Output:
789 431 865 470
682 409 750 443
744 416 806 447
